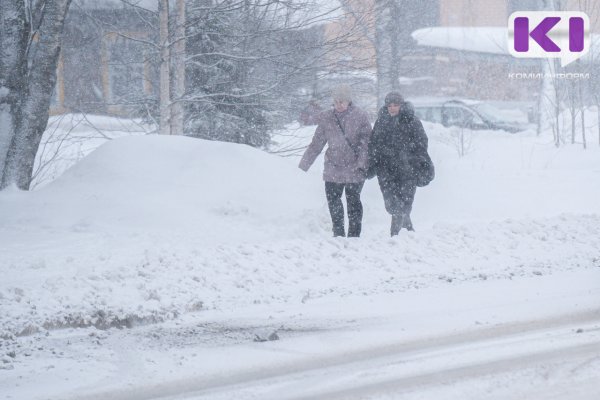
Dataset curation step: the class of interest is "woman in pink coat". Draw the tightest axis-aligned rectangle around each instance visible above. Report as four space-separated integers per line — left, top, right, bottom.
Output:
299 84 372 237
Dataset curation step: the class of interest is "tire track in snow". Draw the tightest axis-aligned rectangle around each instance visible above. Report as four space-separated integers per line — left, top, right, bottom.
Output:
69 309 600 400
282 340 600 400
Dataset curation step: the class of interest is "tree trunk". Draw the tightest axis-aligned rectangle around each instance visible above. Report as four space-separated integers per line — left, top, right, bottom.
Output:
170 0 185 135
597 100 600 146
537 0 561 142
0 0 29 184
388 1 401 93
578 78 586 149
552 61 561 147
374 0 394 108
1 0 72 190
581 107 586 149
159 0 171 135
568 81 576 144
538 59 556 138
554 87 561 147
570 107 576 144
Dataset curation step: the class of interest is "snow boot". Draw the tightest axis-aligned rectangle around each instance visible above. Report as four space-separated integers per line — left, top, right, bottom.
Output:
333 224 345 237
390 214 402 236
347 221 361 238
402 214 414 231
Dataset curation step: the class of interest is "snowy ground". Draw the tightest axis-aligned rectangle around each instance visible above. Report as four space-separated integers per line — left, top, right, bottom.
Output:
1 115 599 399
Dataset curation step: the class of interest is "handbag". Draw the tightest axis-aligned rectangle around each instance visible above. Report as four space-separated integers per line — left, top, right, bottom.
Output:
414 151 435 187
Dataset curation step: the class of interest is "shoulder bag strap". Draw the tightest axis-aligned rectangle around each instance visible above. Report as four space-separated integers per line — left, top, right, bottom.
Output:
333 111 359 157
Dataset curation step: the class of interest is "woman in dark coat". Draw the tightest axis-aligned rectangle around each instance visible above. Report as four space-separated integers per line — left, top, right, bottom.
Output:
368 92 430 236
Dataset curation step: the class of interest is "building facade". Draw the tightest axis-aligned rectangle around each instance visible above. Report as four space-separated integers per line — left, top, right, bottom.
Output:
323 0 599 102
50 8 157 116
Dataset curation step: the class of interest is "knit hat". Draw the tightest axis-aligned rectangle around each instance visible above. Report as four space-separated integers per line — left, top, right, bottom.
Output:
384 91 404 106
332 84 353 103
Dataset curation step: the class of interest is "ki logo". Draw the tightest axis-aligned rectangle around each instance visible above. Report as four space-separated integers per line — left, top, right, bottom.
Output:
508 11 590 67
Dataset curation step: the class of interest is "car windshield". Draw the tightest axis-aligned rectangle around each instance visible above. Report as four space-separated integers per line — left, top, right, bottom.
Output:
472 103 527 124
470 103 503 123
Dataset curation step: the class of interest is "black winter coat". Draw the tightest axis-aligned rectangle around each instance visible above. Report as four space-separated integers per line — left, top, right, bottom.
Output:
367 102 430 183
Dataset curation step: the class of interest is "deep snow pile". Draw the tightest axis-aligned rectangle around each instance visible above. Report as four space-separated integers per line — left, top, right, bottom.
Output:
31 114 151 189
1 123 600 340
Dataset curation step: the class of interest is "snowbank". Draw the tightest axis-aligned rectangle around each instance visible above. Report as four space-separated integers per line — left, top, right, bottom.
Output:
32 114 151 189
1 126 600 338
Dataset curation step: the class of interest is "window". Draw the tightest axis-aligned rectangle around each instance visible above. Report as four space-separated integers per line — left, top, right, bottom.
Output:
414 108 428 120
415 107 444 124
463 109 485 126
106 35 148 103
442 106 467 127
428 107 444 124
443 106 487 128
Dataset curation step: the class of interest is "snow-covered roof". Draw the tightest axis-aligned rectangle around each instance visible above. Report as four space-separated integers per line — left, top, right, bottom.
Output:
74 0 342 17
412 27 509 56
74 0 157 10
412 26 600 64
408 96 483 107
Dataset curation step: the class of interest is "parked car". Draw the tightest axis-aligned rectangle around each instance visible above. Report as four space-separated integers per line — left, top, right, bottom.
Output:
409 97 529 133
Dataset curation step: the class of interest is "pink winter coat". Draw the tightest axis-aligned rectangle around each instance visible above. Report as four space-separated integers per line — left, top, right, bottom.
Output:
299 104 372 183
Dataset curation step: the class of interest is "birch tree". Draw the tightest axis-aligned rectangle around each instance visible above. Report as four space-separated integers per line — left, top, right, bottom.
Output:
170 0 186 136
109 0 350 146
337 0 396 107
171 0 354 146
374 1 397 107
345 0 435 108
0 0 29 187
0 0 72 190
575 0 600 146
158 0 171 135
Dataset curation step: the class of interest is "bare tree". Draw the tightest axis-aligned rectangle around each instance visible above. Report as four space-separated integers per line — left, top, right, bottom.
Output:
0 0 28 179
180 0 365 146
374 0 397 106
540 0 598 149
339 0 438 108
341 0 406 107
104 0 361 146
575 0 600 146
565 76 580 145
593 72 600 147
578 72 587 149
1 0 73 190
158 0 171 135
170 0 186 135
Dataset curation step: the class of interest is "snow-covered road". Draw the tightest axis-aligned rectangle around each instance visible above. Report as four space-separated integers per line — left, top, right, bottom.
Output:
68 329 600 400
186 318 600 400
35 268 598 400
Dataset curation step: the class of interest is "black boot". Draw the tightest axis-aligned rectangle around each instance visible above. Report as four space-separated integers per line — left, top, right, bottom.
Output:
347 220 361 237
346 183 363 237
332 211 345 237
333 225 345 237
325 182 346 237
402 213 414 231
390 214 402 236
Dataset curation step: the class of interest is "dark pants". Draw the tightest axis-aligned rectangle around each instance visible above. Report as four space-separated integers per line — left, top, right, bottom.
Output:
377 174 416 235
325 181 364 237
